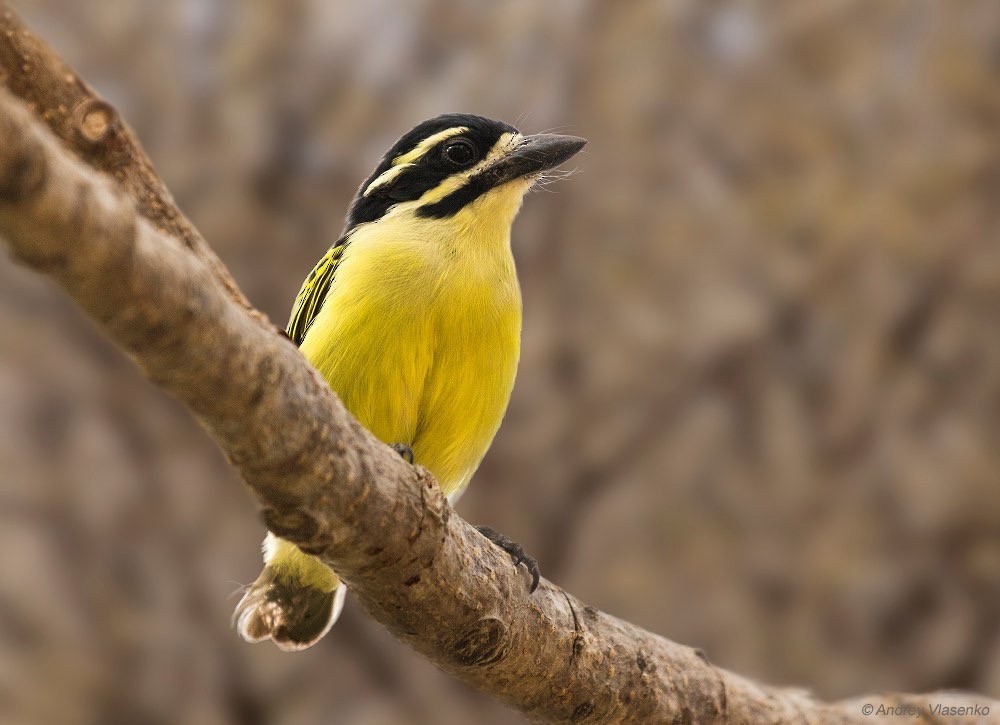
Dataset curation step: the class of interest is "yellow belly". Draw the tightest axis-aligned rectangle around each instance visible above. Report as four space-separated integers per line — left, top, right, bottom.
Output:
298 216 521 496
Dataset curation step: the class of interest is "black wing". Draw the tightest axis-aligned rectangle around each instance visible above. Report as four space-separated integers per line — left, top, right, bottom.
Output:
286 235 350 346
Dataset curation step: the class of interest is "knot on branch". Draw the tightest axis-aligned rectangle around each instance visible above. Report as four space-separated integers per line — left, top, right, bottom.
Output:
403 468 449 560
0 116 45 204
73 98 116 146
450 616 509 667
570 701 596 722
261 506 324 553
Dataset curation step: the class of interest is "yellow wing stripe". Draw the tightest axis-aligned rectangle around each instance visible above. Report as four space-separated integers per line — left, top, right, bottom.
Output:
287 238 348 345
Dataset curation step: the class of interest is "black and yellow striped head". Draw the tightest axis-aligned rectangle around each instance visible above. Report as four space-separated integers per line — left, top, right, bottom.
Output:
346 114 585 231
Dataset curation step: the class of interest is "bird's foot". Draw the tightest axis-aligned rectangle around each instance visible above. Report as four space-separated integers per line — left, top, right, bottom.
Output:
391 443 414 464
475 525 540 593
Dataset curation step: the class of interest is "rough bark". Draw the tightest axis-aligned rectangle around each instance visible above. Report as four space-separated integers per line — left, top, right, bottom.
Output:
0 5 996 723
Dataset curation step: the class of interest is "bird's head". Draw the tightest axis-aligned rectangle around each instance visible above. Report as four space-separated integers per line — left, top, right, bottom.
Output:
345 114 586 234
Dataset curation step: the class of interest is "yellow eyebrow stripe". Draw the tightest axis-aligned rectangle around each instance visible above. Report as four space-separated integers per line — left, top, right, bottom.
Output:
374 131 524 213
392 126 468 167
363 163 412 196
413 132 521 205
363 126 469 197
365 130 523 206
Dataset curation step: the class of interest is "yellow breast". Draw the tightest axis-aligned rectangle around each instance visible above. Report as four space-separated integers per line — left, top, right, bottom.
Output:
298 188 524 497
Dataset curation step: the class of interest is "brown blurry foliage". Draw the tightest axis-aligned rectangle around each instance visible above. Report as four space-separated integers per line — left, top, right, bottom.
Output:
1 1 999 723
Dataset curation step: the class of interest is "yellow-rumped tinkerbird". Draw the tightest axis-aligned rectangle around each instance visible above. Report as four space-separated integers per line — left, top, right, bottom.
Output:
234 114 586 650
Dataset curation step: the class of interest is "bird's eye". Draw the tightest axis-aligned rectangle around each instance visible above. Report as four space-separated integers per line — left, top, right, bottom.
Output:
443 139 476 167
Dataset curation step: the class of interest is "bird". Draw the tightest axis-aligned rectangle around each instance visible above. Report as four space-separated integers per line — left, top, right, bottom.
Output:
233 113 586 651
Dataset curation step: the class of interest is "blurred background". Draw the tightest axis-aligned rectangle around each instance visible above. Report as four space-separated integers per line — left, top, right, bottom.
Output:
1 0 999 722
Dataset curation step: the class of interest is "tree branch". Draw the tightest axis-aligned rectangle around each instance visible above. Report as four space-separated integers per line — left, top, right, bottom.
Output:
0 6 996 723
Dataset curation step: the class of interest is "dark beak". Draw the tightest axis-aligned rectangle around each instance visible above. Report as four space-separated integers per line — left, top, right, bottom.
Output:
489 133 587 184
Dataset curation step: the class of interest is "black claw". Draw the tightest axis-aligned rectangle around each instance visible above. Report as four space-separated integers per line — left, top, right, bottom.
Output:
476 525 541 593
391 443 414 464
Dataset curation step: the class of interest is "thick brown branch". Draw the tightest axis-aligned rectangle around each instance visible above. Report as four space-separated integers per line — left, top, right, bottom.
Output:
0 8 997 724
0 2 252 310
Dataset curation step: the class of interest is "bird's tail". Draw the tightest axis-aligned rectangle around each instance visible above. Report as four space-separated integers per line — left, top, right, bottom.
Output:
233 535 345 651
